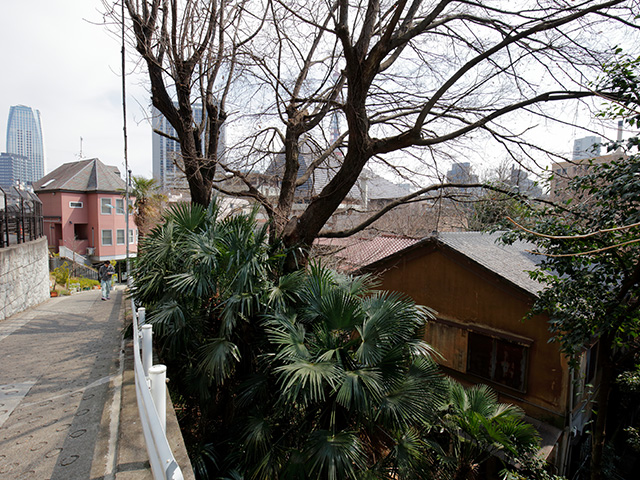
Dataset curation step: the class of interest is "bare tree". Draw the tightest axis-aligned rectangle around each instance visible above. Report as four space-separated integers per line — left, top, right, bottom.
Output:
118 0 639 268
117 0 261 205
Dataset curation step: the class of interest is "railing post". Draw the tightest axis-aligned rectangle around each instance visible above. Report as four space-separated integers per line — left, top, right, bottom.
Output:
149 364 167 432
138 307 146 325
142 324 153 378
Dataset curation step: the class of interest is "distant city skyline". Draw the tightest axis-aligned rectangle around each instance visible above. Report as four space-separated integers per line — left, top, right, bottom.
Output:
6 105 45 183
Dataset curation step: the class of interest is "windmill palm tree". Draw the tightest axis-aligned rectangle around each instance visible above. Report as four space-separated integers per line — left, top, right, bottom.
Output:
232 265 449 479
132 200 284 467
440 381 541 480
129 176 166 237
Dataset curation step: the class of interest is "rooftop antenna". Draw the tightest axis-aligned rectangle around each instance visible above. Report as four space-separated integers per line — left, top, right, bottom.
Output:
79 136 84 159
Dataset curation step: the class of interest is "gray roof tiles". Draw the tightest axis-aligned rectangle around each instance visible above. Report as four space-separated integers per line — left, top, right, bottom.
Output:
337 231 543 297
432 231 543 296
33 158 125 193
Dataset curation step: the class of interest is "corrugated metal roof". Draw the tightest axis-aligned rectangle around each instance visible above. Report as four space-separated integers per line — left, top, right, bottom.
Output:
33 158 125 193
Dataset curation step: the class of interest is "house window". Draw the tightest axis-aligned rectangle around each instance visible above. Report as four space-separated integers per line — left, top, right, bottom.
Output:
101 229 113 246
115 198 125 215
101 198 113 214
129 229 136 244
467 332 528 391
116 229 125 245
69 201 83 208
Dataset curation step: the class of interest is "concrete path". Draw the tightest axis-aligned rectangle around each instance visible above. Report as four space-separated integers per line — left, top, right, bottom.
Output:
0 286 137 480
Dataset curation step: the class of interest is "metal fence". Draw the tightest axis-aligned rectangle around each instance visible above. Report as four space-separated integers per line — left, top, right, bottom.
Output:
0 186 44 248
131 291 184 480
49 256 99 281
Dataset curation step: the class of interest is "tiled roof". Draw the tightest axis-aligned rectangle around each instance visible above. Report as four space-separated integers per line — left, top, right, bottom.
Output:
33 158 125 193
322 231 543 296
314 235 420 271
431 232 543 296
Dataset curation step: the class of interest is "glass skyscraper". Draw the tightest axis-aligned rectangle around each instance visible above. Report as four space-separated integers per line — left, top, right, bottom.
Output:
152 105 190 191
6 105 45 183
151 103 224 192
0 152 29 189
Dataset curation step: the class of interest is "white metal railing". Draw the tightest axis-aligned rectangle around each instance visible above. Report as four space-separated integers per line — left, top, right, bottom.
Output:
131 296 184 480
59 245 92 266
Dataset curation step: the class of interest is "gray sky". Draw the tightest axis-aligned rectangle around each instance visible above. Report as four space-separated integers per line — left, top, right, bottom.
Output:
0 0 630 185
0 0 152 178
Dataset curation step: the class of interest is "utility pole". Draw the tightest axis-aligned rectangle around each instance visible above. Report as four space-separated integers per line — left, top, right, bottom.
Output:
122 0 130 278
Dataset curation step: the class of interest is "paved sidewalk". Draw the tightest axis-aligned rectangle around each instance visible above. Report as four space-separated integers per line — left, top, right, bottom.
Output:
0 286 136 480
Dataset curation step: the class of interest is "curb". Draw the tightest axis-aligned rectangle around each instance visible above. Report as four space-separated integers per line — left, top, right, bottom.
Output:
116 287 195 480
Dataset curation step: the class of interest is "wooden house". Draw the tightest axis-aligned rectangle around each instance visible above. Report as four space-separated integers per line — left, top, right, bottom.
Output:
350 231 596 474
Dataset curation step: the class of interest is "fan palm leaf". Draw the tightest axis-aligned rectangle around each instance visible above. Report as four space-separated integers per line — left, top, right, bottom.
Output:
304 430 367 480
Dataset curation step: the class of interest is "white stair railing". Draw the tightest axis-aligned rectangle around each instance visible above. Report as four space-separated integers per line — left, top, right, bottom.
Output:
131 297 184 480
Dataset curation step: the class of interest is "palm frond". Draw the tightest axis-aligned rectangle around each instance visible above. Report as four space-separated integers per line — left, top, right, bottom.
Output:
267 270 306 310
166 201 207 232
304 431 367 480
264 312 311 361
335 368 384 411
276 361 343 404
199 338 241 384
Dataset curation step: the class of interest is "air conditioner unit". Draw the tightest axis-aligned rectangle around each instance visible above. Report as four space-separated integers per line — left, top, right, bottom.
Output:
86 247 95 256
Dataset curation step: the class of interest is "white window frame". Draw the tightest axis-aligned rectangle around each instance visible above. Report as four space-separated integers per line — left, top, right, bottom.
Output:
101 198 113 215
101 229 113 246
69 201 83 208
129 229 136 245
116 229 126 245
115 198 125 215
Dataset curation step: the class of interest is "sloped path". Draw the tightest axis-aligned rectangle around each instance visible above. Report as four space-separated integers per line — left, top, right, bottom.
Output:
0 286 137 480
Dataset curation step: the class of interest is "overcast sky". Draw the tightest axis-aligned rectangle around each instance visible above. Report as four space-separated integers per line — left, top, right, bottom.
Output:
0 0 152 178
0 0 630 184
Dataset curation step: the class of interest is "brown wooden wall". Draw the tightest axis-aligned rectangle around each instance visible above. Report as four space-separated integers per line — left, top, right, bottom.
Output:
371 244 570 426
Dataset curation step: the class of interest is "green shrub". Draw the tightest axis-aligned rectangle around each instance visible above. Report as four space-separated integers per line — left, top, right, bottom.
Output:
52 263 70 289
70 276 100 290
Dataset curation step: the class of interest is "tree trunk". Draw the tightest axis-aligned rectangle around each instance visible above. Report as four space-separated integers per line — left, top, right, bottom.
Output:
590 335 614 480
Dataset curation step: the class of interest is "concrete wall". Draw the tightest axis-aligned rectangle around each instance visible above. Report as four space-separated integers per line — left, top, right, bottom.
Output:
0 237 50 321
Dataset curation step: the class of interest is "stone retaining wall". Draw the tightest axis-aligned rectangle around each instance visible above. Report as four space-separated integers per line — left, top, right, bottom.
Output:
0 237 50 321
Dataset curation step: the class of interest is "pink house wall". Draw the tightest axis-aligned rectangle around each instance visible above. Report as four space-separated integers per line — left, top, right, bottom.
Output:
39 191 137 261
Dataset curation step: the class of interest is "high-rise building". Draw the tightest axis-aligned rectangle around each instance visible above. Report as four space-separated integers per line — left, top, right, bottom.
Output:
152 104 220 192
6 105 45 182
572 135 601 161
152 106 186 191
0 152 30 190
446 162 478 184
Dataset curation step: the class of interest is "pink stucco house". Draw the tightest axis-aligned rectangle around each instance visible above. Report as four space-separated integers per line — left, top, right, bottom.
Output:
33 158 137 262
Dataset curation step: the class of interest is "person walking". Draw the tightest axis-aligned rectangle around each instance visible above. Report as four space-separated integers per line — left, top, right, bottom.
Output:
99 260 115 300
